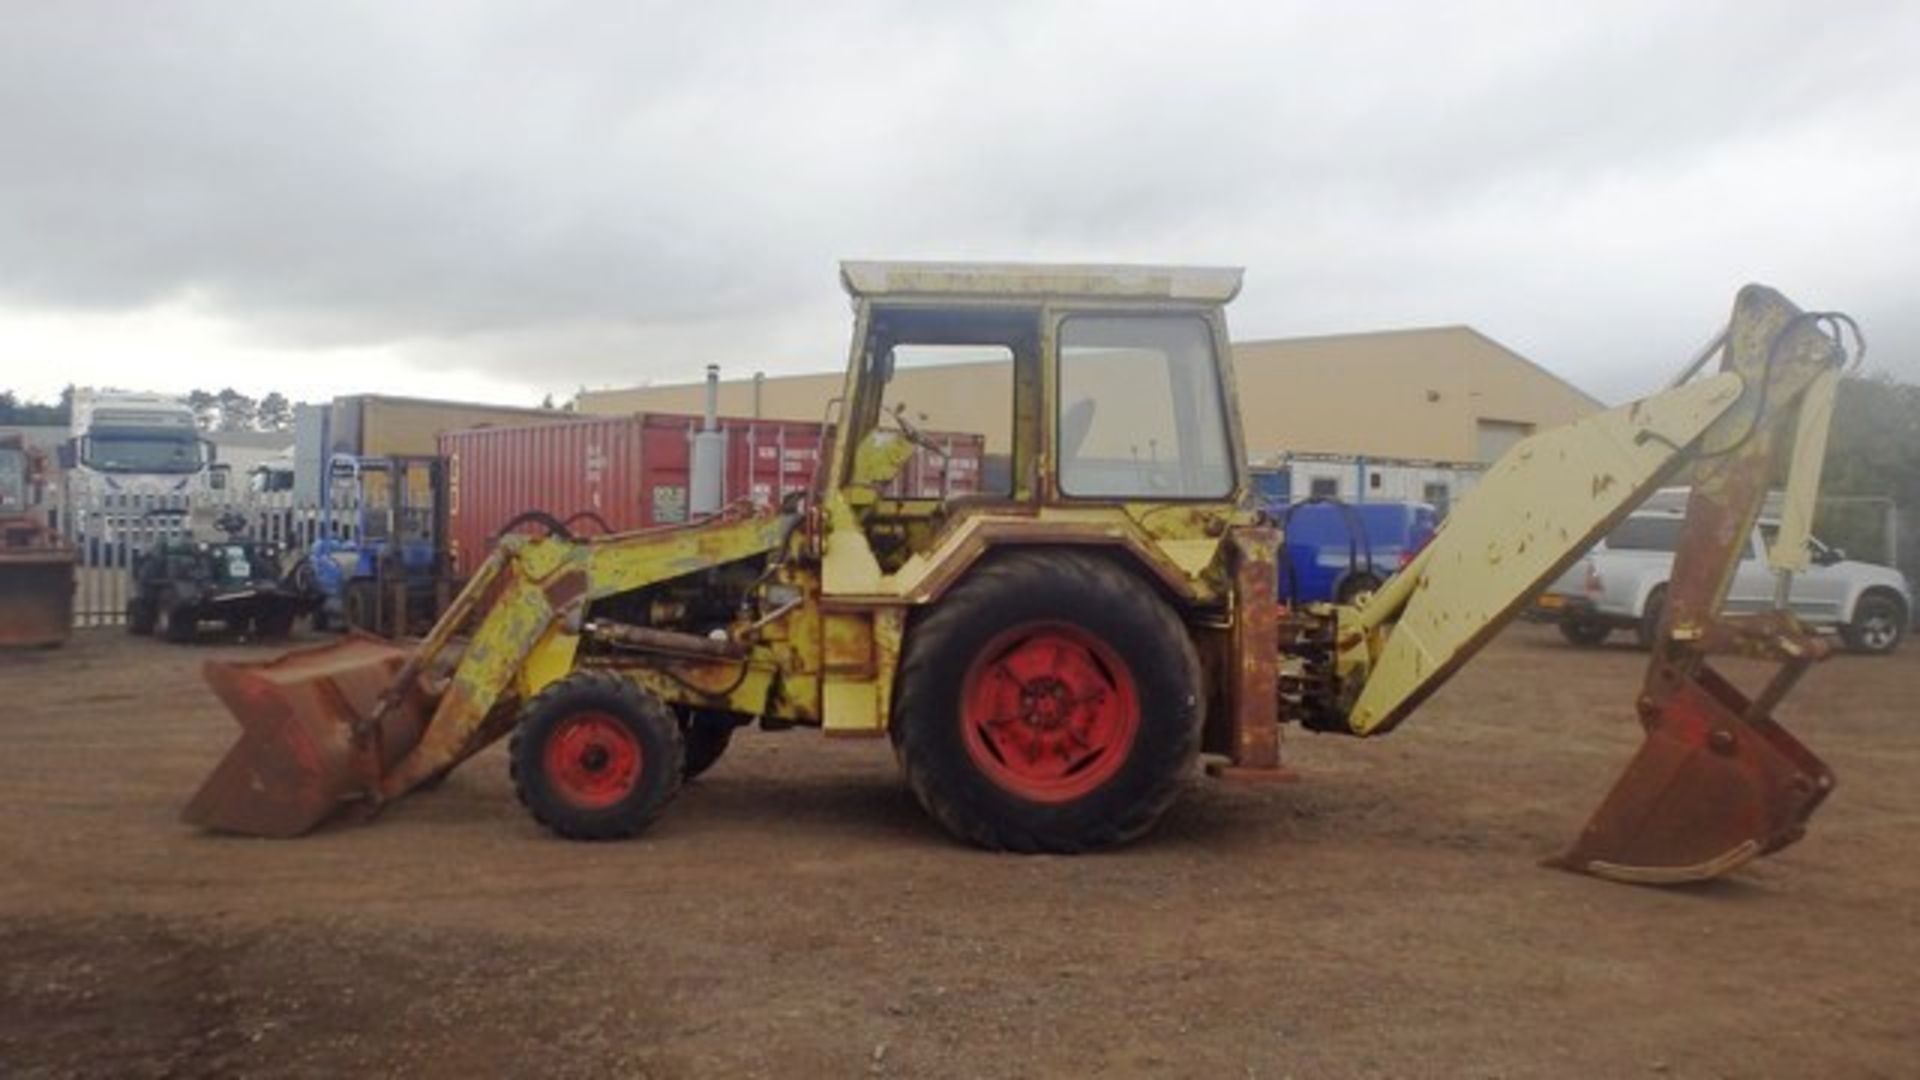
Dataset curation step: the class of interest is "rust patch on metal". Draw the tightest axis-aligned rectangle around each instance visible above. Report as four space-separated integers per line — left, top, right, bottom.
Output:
899 518 1207 606
585 619 746 659
1218 526 1284 772
0 550 76 648
182 636 433 837
821 611 876 678
1561 285 1845 883
0 434 74 648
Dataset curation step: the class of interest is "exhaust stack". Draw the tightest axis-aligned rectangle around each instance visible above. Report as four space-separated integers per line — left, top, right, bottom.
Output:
690 364 727 516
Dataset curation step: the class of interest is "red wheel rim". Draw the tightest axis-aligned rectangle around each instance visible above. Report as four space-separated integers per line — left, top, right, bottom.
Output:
960 621 1141 803
543 712 643 809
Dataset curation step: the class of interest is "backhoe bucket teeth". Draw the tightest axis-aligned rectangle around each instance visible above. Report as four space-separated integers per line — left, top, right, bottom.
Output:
1555 669 1834 884
182 635 435 837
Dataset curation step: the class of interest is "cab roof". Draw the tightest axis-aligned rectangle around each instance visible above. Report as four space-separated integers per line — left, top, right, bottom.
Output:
839 261 1244 304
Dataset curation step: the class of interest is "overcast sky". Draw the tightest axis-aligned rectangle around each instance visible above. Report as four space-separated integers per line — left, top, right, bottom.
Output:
2 1 1915 409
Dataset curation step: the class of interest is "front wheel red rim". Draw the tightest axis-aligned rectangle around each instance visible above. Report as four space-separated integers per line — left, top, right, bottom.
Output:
960 621 1141 803
544 712 643 809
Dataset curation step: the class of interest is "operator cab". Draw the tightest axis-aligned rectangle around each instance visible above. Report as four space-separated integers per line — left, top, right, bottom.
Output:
831 262 1247 575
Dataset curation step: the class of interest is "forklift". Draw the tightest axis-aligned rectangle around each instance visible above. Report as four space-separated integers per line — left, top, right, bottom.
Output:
302 453 443 636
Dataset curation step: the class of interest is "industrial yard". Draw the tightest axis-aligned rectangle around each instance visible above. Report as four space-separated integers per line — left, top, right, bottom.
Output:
2 623 1914 1079
7 3 1920 1077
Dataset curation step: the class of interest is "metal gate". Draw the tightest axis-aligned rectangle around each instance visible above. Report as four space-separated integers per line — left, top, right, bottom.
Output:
57 488 354 628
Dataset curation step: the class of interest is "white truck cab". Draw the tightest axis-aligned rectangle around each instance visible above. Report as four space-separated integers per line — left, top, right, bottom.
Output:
1539 508 1911 654
64 389 216 550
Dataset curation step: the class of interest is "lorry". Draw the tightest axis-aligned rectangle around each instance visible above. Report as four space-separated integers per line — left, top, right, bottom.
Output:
1537 504 1911 653
63 389 216 552
183 263 1857 887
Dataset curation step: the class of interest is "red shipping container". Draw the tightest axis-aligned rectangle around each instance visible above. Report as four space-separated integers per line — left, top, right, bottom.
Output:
440 412 985 579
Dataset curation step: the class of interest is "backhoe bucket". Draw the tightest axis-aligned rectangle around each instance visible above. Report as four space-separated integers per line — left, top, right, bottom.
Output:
182 634 437 837
1555 666 1834 884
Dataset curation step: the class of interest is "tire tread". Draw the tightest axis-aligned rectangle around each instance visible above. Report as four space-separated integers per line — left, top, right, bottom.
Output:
891 549 1201 853
509 671 685 841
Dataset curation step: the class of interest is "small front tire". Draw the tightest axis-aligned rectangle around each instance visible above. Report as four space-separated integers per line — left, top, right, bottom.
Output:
510 672 685 841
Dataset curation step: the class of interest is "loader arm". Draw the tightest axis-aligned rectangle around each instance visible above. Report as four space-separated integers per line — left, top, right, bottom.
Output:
1327 284 1853 882
183 512 796 837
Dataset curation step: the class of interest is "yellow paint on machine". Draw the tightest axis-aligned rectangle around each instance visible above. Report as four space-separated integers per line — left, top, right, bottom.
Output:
1347 374 1743 734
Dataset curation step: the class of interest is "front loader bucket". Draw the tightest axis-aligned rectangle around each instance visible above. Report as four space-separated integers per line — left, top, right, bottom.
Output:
182 634 436 837
1555 665 1834 884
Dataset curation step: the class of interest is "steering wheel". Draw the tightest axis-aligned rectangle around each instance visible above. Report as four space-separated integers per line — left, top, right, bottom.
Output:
886 402 948 461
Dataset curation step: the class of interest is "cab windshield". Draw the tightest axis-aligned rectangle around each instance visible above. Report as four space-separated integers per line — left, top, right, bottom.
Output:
85 429 204 474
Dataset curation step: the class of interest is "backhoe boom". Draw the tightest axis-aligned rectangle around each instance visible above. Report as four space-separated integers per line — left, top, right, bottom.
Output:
1328 284 1851 881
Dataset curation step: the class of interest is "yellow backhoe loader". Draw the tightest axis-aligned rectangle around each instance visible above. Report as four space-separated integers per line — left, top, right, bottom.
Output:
185 263 1859 884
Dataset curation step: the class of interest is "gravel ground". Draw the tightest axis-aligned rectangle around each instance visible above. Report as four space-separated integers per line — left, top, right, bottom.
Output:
1 624 1915 1078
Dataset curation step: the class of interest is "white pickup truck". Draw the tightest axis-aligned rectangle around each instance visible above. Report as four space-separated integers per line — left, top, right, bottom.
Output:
1536 509 1911 654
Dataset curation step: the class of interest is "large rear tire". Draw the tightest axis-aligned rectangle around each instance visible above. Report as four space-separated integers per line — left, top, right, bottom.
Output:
510 672 685 841
891 550 1202 853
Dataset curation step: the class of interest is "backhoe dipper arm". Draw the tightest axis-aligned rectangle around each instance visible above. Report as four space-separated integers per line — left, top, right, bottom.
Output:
1330 285 1852 883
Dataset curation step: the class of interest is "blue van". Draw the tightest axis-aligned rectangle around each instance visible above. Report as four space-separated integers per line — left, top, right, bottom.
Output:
1277 500 1438 605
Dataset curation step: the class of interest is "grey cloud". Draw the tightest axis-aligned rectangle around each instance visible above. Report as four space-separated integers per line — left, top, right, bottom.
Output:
1 0 1915 400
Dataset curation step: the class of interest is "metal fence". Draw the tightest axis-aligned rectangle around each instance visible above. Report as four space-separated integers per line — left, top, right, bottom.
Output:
54 488 354 628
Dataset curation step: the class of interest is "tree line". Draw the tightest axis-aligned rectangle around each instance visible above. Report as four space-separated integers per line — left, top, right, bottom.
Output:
0 385 294 432
1817 373 1920 584
2 386 568 431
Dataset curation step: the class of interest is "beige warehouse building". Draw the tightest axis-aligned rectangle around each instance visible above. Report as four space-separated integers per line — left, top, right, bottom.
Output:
576 324 1599 474
1232 326 1600 465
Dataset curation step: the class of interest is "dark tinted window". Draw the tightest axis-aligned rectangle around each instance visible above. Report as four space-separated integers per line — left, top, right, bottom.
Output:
1606 516 1683 552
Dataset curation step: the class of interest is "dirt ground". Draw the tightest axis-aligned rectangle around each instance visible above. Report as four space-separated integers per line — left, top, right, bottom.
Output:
1 624 1914 1079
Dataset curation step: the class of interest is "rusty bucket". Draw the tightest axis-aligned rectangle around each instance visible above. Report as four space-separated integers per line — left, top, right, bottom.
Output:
0 550 76 648
1554 664 1834 884
182 634 438 837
